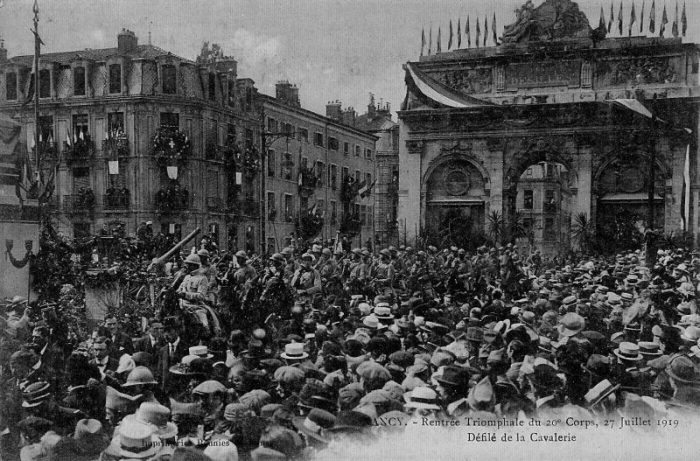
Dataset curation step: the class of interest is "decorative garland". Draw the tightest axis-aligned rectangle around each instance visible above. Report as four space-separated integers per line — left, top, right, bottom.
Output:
65 134 94 161
243 146 260 176
296 210 324 241
152 128 191 166
103 133 129 160
340 212 363 236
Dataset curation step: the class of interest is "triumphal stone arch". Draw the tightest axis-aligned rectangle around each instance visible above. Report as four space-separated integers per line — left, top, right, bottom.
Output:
397 0 700 255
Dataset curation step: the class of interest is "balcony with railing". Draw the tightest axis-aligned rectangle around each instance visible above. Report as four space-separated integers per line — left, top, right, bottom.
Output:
207 197 225 212
64 190 96 215
103 192 130 211
64 136 95 163
155 187 191 213
102 135 129 158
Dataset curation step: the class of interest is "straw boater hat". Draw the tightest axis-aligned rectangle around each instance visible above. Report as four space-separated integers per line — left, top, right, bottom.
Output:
107 419 160 459
280 342 309 361
403 386 441 411
72 419 111 456
189 345 214 359
614 342 643 362
122 402 178 440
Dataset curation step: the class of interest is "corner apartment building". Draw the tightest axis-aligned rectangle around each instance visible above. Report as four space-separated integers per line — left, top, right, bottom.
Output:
0 30 260 252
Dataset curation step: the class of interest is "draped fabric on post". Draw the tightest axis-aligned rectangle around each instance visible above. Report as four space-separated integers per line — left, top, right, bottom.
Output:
0 114 24 201
405 63 493 108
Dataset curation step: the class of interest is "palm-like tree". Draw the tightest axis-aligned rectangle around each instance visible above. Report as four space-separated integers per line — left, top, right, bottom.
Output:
487 210 504 245
571 212 594 253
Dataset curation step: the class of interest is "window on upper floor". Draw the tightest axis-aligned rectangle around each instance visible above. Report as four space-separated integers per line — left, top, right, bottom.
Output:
298 128 309 142
354 145 361 157
267 118 278 133
208 72 216 100
365 148 372 159
160 112 180 130
39 115 54 145
343 141 349 156
330 164 337 190
227 124 237 145
314 132 324 147
523 190 533 209
108 112 125 136
316 161 325 185
6 72 17 100
328 137 339 151
108 64 121 94
267 149 276 178
74 67 86 96
73 114 89 140
39 69 51 98
245 128 254 149
162 64 177 94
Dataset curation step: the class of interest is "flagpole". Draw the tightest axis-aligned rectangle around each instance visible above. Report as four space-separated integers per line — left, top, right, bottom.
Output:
33 0 40 182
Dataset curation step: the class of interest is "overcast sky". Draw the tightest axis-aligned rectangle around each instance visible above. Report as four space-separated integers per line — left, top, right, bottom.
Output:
1 0 698 117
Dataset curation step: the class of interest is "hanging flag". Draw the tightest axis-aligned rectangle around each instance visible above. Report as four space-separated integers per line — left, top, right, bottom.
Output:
108 160 120 175
600 6 606 30
167 166 178 179
79 130 84 141
682 143 690 231
448 20 453 50
309 201 318 216
629 2 636 35
429 24 433 55
650 0 656 32
618 1 623 35
65 131 71 147
466 16 471 48
672 1 679 37
492 13 497 44
484 16 488 46
333 231 343 254
457 18 462 48
660 3 668 36
73 132 78 144
437 26 442 53
235 171 242 185
640 0 645 32
421 28 426 56
608 1 615 32
681 1 687 36
360 180 377 199
476 18 481 48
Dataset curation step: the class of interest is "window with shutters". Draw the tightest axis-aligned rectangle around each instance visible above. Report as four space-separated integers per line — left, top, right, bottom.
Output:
354 145 361 157
39 69 51 98
162 64 177 94
73 114 89 139
6 72 17 100
74 67 86 96
108 64 121 94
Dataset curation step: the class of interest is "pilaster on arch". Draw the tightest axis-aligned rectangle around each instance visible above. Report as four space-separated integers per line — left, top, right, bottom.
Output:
422 151 491 190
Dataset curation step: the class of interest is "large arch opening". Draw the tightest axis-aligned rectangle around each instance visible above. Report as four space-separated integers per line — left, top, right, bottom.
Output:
423 158 489 249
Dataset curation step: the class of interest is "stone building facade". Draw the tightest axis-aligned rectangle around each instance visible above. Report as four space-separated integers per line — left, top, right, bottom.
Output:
398 1 700 255
0 30 261 252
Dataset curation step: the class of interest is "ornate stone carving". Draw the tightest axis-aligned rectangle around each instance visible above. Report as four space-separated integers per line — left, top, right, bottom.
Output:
438 68 493 95
443 168 471 196
405 140 425 154
501 0 592 44
596 57 679 87
441 140 472 155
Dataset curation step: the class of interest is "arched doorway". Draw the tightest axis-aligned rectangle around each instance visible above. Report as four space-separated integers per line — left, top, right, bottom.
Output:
594 154 668 253
424 158 489 250
514 161 575 256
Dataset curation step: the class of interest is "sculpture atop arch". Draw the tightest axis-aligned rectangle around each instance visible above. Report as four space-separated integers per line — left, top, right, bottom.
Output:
501 0 592 43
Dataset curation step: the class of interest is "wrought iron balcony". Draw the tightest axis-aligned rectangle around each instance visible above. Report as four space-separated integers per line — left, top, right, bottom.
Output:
102 136 129 158
103 194 130 210
64 193 96 214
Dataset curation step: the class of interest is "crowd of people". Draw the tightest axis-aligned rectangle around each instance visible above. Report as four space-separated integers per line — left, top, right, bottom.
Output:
2 238 700 461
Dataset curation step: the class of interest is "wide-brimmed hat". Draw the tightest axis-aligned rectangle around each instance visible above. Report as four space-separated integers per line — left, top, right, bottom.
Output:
467 377 495 412
106 386 143 414
362 314 379 329
110 419 160 459
638 342 663 358
22 382 51 408
280 343 309 360
72 419 111 456
373 306 393 321
292 408 336 445
584 379 620 408
325 410 373 435
557 313 585 337
123 402 178 440
123 366 158 387
403 386 441 411
614 342 643 361
529 364 563 390
189 345 214 359
666 356 700 384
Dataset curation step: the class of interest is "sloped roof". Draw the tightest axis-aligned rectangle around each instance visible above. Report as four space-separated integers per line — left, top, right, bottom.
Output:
354 113 396 133
8 44 192 67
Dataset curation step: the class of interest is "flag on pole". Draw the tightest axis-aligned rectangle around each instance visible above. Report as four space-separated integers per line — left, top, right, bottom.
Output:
492 13 497 44
484 16 488 46
108 160 120 175
672 1 679 37
608 1 615 32
618 1 623 35
421 28 426 56
333 231 343 254
681 1 687 36
660 3 668 36
640 0 645 32
476 18 481 47
457 18 461 48
599 6 606 30
437 27 442 53
429 24 432 55
360 180 376 199
79 130 84 141
65 131 71 147
466 16 471 48
650 0 656 32
629 2 636 35
310 201 318 216
448 20 453 50
682 143 690 231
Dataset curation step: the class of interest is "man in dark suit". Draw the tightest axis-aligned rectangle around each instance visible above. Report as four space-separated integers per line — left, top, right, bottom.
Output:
29 326 65 390
134 320 166 355
104 315 134 360
156 320 188 392
89 336 119 380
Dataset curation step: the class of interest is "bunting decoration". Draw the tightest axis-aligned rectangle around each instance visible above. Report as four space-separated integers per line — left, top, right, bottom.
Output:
492 13 497 45
629 2 636 36
421 28 426 56
681 1 687 36
599 6 606 30
457 18 462 48
649 0 656 33
660 3 668 37
448 20 453 50
466 16 471 48
437 26 442 53
618 1 623 35
671 1 679 37
608 1 614 32
640 0 645 32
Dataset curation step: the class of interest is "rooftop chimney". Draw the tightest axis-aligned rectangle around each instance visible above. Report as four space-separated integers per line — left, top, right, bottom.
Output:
342 107 356 127
367 93 376 117
0 40 7 63
275 81 300 108
117 29 138 54
326 100 342 121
